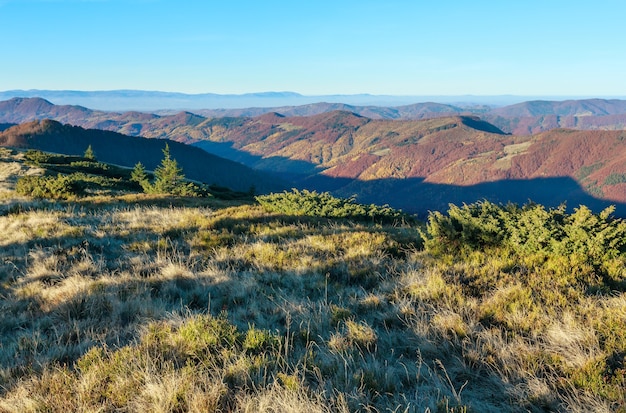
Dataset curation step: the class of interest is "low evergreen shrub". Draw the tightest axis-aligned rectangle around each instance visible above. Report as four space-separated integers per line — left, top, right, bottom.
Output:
422 201 626 290
16 174 77 199
256 189 407 224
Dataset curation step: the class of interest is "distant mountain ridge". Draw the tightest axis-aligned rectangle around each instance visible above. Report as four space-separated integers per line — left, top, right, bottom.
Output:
5 89 618 111
2 96 626 136
489 98 626 117
0 90 306 110
483 99 626 135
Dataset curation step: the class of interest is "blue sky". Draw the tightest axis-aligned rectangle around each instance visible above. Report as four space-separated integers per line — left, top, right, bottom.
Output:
0 0 624 96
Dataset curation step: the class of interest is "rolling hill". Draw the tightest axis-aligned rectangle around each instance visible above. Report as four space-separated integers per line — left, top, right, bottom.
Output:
0 119 285 194
3 97 626 138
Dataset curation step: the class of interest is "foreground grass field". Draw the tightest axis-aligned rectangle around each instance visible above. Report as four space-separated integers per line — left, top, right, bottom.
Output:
1 147 625 412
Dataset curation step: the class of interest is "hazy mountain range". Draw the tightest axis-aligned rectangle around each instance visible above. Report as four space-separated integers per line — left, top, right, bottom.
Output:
2 89 622 112
2 97 626 216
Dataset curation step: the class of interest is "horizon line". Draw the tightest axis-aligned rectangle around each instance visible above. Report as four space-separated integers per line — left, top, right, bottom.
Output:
2 89 626 99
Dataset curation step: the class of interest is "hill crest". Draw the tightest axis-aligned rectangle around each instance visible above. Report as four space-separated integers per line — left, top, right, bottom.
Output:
0 119 285 194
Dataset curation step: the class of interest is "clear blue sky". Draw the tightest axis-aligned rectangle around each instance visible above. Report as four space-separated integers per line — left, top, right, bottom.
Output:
1 0 624 96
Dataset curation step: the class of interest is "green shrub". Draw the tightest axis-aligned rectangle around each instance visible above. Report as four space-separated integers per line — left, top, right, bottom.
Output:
16 174 77 199
422 201 509 254
256 189 407 224
83 145 96 160
16 172 129 199
138 144 207 197
23 149 71 165
151 144 185 194
242 327 280 354
69 160 110 174
130 161 148 184
19 148 210 198
422 201 626 290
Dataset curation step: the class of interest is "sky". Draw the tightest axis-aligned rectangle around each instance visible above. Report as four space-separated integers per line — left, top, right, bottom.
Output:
0 0 624 97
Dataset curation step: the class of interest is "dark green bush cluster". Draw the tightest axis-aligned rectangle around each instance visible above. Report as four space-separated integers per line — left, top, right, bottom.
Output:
69 160 110 174
423 201 508 252
18 146 214 199
24 149 75 165
16 174 77 199
423 201 626 289
16 172 126 199
25 151 115 176
256 189 407 224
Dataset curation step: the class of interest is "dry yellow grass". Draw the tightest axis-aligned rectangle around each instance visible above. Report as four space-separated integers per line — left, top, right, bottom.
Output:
0 148 44 194
1 149 625 412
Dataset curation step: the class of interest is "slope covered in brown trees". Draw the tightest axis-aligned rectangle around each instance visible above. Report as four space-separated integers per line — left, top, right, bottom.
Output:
190 111 626 215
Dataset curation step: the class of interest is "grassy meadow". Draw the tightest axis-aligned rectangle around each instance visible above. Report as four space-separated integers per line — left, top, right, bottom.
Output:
0 146 625 412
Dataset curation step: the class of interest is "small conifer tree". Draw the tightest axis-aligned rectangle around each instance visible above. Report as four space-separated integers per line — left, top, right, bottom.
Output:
84 145 96 160
130 161 151 191
153 143 185 194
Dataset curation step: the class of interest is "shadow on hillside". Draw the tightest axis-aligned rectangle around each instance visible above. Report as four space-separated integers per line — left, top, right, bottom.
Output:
191 138 626 218
0 124 287 194
0 123 16 132
193 140 320 178
320 176 626 219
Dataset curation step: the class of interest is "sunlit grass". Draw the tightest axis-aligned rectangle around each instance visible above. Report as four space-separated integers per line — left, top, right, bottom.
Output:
1 150 626 411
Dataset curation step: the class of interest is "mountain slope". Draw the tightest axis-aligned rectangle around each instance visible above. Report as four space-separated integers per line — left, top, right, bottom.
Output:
484 99 626 135
198 112 512 182
0 120 285 194
192 113 626 215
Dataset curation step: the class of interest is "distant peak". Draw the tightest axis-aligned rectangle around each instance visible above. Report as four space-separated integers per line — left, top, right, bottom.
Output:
318 110 365 119
0 118 65 138
8 96 54 105
28 118 64 131
242 91 303 98
173 110 205 119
